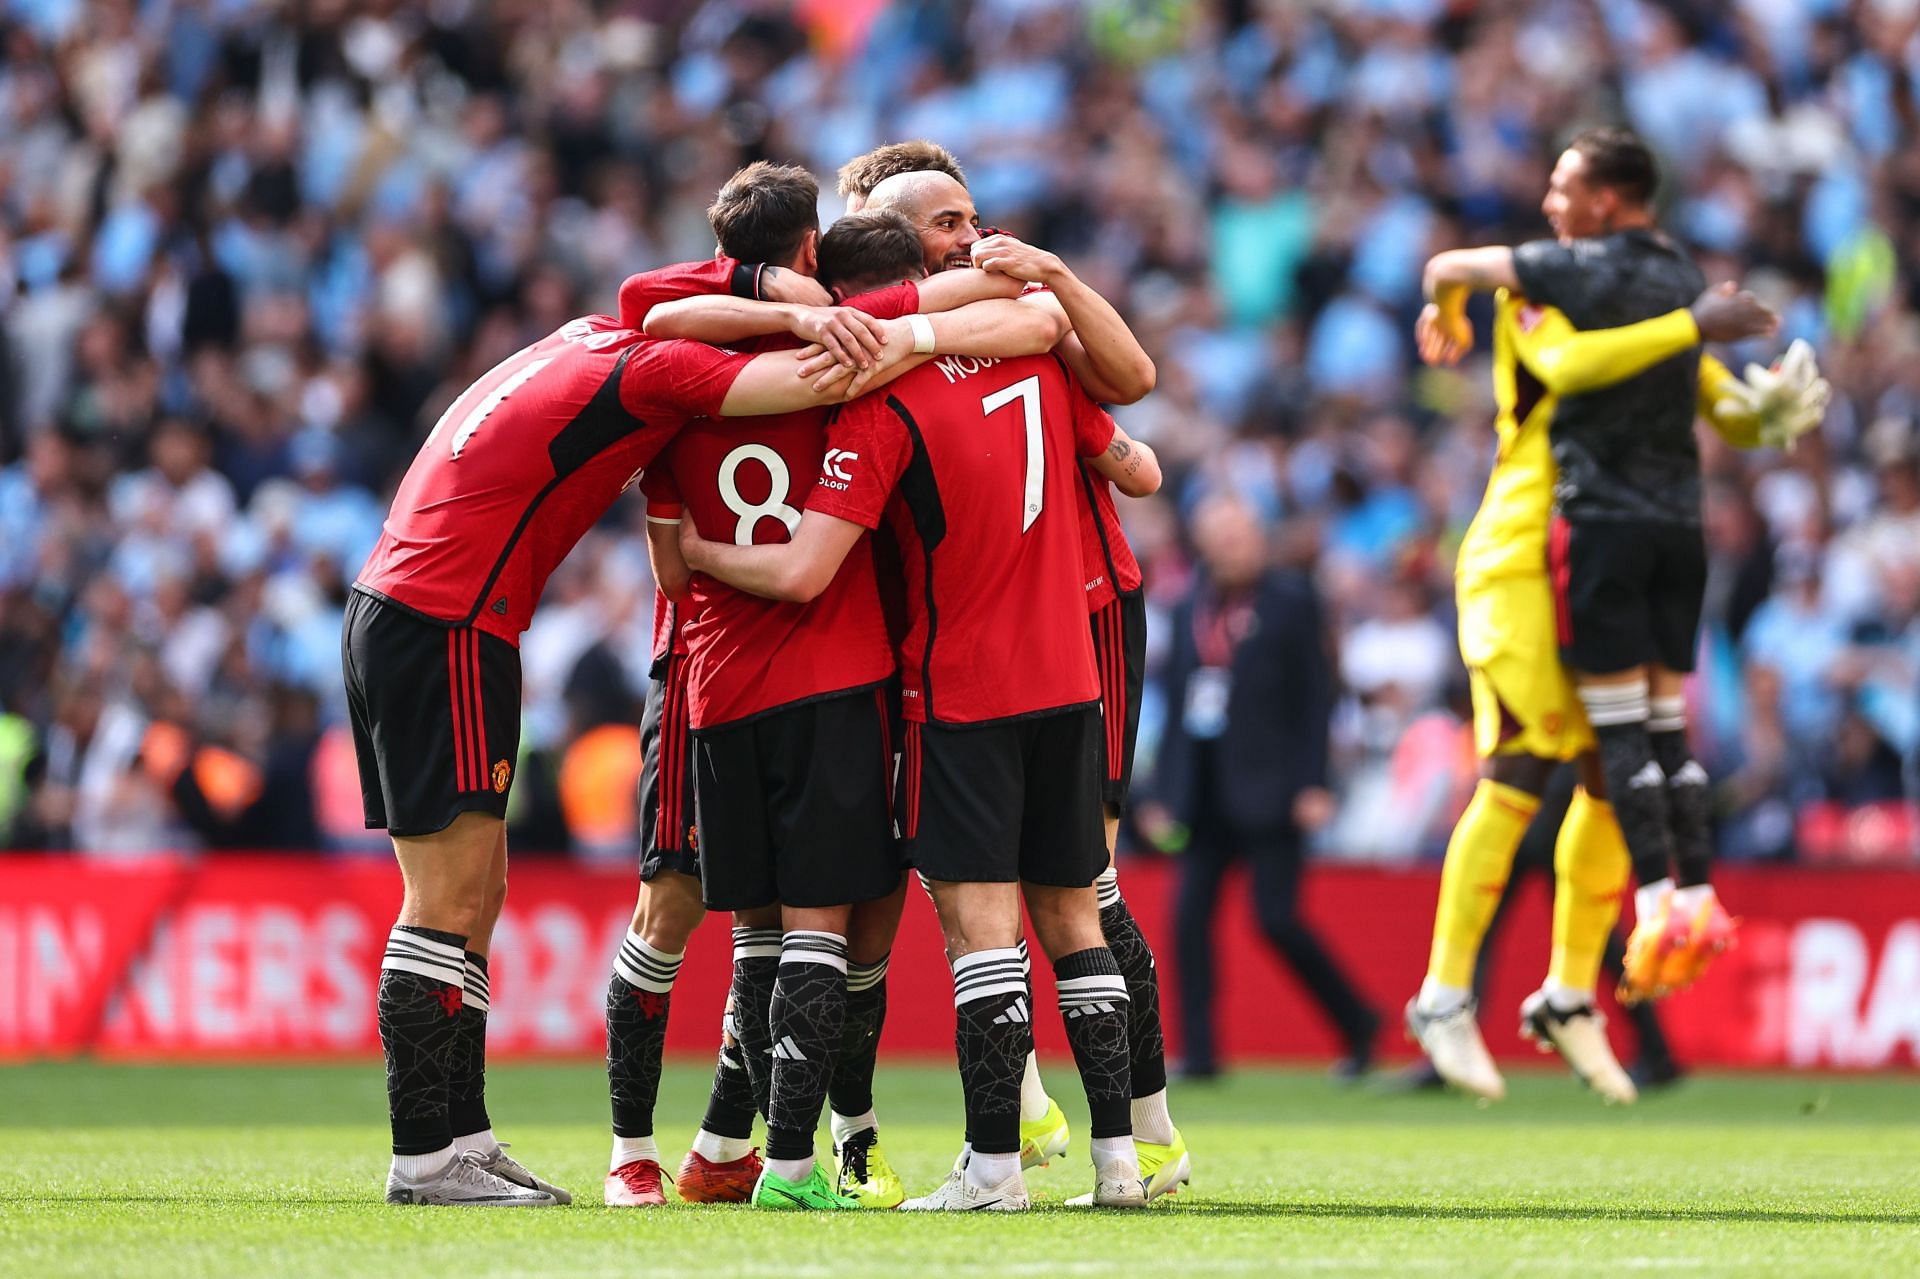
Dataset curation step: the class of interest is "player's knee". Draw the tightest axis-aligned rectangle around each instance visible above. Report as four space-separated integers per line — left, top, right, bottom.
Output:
636 874 706 951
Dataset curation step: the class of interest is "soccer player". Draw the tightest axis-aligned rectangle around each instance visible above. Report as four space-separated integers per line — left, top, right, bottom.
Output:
345 270 939 1207
1406 279 1776 1100
837 139 969 214
857 162 1186 1194
679 346 1162 1211
599 165 1067 1209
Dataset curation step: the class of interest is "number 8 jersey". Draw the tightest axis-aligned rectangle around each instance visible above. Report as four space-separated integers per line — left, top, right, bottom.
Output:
808 352 1118 725
639 283 921 730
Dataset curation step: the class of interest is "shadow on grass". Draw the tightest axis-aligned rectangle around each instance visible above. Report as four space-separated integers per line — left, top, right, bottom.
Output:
14 1195 1918 1226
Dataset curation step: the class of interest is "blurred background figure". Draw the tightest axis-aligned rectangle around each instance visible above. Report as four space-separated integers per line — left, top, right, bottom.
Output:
1141 496 1379 1079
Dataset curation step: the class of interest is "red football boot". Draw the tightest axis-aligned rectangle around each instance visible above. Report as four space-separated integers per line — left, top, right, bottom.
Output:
675 1147 763 1204
604 1159 669 1207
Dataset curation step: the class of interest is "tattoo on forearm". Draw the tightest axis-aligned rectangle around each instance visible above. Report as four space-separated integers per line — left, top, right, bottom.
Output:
1108 438 1131 462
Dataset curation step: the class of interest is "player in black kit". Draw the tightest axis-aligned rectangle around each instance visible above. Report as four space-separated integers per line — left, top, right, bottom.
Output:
1417 128 1763 1003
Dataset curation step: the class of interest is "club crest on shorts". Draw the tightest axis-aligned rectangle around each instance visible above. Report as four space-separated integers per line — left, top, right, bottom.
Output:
491 759 512 793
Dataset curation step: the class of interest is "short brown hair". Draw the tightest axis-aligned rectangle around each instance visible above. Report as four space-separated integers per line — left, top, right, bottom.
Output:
817 210 925 295
1569 127 1659 206
836 140 966 199
707 161 820 264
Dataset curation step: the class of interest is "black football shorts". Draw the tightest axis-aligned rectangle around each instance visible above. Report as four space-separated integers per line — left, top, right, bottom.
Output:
1090 588 1147 811
637 651 700 882
693 685 899 911
1550 517 1707 675
343 588 521 838
900 705 1106 888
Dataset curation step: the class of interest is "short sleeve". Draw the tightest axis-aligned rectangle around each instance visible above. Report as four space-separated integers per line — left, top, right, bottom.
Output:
805 398 911 530
617 258 757 330
1071 389 1117 459
1512 239 1596 314
640 464 682 522
842 281 920 321
618 340 756 421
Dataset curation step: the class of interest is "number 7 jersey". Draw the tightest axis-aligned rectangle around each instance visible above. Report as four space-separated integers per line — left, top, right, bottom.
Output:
808 352 1118 724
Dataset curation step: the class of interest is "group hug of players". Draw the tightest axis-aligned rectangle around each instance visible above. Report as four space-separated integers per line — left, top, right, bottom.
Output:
342 127 1829 1211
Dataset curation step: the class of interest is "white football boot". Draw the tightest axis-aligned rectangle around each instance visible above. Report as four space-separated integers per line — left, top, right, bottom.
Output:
385 1149 559 1206
900 1164 1030 1212
1520 988 1638 1105
1405 996 1506 1102
471 1141 573 1204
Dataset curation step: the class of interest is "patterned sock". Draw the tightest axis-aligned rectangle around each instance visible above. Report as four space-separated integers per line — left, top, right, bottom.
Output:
1649 696 1714 888
828 954 888 1123
378 924 468 1157
1582 683 1675 886
729 927 784 1120
1095 869 1169 1100
448 952 492 1145
1053 946 1132 1140
700 1003 759 1143
606 931 683 1139
765 931 849 1164
952 947 1030 1156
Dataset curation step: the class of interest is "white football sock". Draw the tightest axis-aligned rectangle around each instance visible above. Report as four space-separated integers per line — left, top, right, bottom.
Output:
831 1108 878 1147
451 1127 496 1157
1130 1089 1175 1145
1636 878 1675 925
690 1128 753 1164
610 1134 659 1172
1019 1050 1050 1122
1542 977 1592 1013
1417 977 1471 1016
392 1144 455 1181
966 1148 1020 1189
1671 883 1715 916
766 1154 814 1183
1090 1135 1138 1172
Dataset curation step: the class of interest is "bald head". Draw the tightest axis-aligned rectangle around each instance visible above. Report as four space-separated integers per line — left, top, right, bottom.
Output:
866 170 980 274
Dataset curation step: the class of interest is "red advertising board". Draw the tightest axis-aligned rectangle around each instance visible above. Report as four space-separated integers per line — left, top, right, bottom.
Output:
1 855 1916 1069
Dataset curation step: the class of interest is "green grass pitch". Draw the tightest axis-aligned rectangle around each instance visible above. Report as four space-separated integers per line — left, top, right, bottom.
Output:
2 1062 1916 1277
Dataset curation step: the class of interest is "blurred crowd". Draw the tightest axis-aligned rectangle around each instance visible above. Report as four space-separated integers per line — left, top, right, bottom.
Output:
0 0 1916 861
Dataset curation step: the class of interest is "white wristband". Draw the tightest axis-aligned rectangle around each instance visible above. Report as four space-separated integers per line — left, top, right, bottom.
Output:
907 313 937 355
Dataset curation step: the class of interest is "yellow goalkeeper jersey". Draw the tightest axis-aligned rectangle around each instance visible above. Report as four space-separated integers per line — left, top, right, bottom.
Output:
1455 292 1735 591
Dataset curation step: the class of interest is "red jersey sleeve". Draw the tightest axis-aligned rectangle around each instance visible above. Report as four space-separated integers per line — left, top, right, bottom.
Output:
617 258 760 330
640 463 682 521
806 399 911 530
617 339 755 421
841 281 921 321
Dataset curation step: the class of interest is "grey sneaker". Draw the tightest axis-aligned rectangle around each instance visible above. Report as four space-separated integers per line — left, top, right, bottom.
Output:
472 1141 574 1205
385 1149 559 1206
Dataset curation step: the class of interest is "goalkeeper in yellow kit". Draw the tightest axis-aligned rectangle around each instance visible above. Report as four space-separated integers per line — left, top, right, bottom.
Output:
1402 258 1810 1103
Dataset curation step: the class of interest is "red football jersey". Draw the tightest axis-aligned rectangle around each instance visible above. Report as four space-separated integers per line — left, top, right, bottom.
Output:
354 316 754 644
1075 466 1144 611
643 282 919 729
808 353 1117 724
648 587 687 675
618 257 761 332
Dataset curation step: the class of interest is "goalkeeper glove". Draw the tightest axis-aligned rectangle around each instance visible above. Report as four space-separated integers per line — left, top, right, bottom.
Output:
1715 339 1830 451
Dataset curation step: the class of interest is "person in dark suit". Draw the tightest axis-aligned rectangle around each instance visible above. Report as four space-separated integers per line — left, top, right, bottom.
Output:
1140 496 1379 1077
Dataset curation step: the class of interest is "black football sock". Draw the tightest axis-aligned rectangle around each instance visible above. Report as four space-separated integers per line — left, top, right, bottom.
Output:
951 947 1030 1156
606 930 684 1139
1581 684 1675 886
1095 870 1169 1100
378 924 468 1158
447 952 492 1143
764 932 849 1165
729 927 784 1119
1053 946 1133 1140
829 954 888 1125
700 1005 759 1141
1649 696 1714 888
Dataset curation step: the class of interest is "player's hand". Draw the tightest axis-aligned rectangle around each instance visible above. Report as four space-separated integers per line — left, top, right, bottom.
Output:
1415 303 1473 366
788 306 888 371
1132 801 1187 854
970 234 1064 284
758 265 832 308
1292 786 1337 832
1689 281 1778 344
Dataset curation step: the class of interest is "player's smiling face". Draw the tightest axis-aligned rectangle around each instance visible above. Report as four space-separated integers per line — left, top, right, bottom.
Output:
1543 149 1608 242
914 183 981 273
